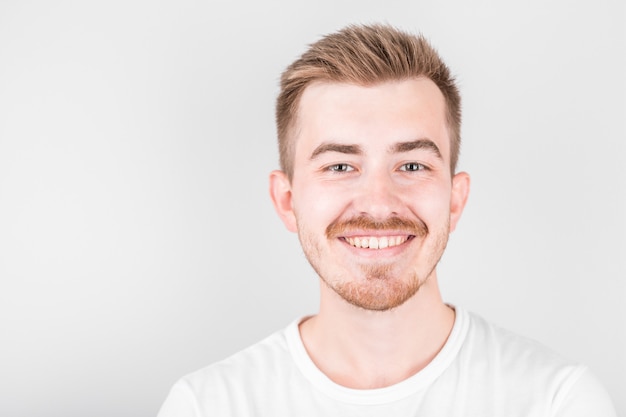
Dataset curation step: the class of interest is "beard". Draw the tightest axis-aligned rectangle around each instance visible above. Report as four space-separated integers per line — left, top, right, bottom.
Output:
332 262 423 311
297 214 450 311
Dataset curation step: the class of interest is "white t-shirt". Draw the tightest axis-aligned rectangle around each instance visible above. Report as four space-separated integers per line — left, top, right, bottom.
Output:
157 308 616 416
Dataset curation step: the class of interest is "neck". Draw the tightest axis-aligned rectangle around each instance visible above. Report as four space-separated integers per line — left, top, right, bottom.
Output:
299 273 454 389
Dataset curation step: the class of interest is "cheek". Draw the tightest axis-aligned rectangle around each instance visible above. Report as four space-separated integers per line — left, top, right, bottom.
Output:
292 184 344 228
407 183 452 222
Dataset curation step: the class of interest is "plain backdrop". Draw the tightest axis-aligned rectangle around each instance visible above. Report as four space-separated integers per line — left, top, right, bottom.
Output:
0 1 624 416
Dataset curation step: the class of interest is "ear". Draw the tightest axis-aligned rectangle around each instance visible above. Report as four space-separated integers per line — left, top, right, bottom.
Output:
449 171 470 233
269 170 298 233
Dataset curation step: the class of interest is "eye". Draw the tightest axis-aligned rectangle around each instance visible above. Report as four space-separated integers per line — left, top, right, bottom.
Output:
399 162 426 172
327 163 354 173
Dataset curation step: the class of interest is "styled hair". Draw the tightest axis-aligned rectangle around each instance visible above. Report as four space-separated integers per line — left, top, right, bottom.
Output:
276 24 462 179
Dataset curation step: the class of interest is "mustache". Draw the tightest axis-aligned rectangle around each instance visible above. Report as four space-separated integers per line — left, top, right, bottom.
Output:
326 215 428 239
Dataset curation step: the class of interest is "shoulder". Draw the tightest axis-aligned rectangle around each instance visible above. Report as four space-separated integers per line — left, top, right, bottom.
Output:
553 368 617 417
456 309 616 416
158 320 301 417
463 310 573 370
184 322 294 392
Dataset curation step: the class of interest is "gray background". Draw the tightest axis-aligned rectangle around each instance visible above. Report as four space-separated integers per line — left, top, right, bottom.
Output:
0 0 624 416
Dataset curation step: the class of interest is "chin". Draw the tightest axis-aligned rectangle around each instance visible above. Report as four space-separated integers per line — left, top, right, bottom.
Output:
329 270 423 311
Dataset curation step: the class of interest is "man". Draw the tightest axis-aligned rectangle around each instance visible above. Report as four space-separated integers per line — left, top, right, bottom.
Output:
158 24 616 416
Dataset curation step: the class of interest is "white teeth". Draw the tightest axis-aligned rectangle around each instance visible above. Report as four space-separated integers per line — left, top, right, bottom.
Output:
344 235 409 249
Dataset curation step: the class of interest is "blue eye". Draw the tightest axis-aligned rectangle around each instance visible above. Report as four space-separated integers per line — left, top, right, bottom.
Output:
400 162 426 172
328 163 354 172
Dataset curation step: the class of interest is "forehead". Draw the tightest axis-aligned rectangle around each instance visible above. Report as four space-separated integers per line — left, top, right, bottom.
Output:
293 78 450 160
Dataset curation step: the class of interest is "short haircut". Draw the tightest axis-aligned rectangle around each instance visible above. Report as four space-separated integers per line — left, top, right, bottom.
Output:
276 24 462 179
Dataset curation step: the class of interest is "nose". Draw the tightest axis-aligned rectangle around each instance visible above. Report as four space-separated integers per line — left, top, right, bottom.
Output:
353 170 402 220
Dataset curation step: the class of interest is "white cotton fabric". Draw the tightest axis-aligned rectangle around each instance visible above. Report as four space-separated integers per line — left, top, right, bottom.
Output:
157 308 616 417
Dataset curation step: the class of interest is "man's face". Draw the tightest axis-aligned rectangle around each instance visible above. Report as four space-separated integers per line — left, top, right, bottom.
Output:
270 78 469 311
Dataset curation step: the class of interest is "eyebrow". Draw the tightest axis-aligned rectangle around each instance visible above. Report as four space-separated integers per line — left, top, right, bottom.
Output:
309 138 442 160
310 143 363 160
391 139 442 159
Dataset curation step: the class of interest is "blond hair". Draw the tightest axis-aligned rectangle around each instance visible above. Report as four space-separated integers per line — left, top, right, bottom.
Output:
276 24 461 179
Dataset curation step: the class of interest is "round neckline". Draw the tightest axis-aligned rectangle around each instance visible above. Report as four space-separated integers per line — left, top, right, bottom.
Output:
285 306 470 405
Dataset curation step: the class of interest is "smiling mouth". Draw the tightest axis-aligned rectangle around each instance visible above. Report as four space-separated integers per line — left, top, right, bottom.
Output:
341 235 413 249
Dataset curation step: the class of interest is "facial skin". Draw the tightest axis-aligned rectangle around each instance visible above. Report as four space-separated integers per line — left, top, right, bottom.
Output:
270 78 470 311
